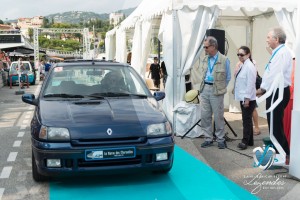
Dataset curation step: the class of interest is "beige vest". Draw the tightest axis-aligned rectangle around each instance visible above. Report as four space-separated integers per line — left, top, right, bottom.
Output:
199 52 228 95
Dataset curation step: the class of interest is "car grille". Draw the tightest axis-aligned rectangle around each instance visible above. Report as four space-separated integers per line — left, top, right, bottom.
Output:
71 137 147 146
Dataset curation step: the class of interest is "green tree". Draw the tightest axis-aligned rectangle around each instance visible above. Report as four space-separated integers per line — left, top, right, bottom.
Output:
0 19 4 24
28 28 34 42
42 17 50 28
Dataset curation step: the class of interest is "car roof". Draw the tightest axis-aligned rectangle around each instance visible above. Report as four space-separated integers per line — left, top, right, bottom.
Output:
56 59 130 68
11 61 31 64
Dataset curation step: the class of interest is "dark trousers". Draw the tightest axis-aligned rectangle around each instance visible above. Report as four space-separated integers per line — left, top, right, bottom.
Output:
266 86 290 155
153 79 160 88
240 100 256 146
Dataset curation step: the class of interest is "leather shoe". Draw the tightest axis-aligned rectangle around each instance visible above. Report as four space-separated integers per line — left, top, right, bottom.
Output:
237 142 247 150
218 141 227 149
201 141 213 148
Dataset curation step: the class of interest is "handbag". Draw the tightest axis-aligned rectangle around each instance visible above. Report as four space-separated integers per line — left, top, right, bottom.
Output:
256 72 262 89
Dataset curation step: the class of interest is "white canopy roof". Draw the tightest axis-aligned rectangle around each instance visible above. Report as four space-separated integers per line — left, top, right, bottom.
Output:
119 0 298 30
106 0 300 180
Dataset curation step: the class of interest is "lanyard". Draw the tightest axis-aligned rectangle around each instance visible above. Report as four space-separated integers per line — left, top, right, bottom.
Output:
265 44 284 71
208 54 218 74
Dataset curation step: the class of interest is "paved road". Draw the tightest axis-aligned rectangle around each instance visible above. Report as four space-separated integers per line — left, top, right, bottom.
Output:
0 83 48 200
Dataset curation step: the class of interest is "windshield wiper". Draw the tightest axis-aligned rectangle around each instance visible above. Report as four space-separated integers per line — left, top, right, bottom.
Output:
86 93 106 99
43 93 84 98
100 92 148 98
128 94 148 98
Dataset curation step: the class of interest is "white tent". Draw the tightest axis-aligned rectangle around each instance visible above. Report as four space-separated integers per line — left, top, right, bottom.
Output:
105 0 300 178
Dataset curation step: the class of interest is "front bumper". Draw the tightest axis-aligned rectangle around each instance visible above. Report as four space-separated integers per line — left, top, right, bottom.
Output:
32 136 174 177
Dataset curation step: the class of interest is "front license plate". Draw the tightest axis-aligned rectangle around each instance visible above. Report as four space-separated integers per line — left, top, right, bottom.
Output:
85 147 136 161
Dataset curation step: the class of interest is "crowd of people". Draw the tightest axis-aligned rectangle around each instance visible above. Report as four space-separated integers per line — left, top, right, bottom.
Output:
144 27 293 161
195 27 293 165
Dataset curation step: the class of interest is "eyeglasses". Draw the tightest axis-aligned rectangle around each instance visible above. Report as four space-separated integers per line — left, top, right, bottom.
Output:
203 45 212 49
237 53 246 57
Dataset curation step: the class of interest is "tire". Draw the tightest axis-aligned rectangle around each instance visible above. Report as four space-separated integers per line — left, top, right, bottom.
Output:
32 151 47 182
31 79 36 85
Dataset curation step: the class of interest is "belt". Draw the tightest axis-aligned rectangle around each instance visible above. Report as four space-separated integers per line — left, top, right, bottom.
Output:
204 82 213 85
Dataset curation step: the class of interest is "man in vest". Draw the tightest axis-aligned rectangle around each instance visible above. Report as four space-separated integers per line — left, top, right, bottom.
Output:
199 36 231 149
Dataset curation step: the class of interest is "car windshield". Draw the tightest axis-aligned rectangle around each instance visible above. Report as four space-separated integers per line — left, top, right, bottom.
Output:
42 64 151 98
10 62 31 74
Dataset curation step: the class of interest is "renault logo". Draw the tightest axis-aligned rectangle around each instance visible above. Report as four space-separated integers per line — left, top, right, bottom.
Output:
107 128 112 135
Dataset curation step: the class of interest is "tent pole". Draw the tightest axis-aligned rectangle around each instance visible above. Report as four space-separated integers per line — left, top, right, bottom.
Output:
172 10 178 132
289 1 300 179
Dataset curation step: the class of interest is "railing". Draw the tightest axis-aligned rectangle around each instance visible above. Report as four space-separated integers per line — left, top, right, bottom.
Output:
0 30 21 34
39 48 83 58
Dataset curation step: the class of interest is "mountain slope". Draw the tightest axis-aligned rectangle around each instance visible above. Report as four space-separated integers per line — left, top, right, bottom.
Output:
45 7 135 24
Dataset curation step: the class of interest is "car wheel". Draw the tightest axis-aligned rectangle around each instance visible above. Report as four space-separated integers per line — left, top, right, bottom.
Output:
32 151 47 182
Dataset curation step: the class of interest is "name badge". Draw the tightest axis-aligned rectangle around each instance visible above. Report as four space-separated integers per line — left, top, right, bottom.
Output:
207 75 214 82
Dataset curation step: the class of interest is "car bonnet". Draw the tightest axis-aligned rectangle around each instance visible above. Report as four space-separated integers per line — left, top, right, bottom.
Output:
38 98 166 139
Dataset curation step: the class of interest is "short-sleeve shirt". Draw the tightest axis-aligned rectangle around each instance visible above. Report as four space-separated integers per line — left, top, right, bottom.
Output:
150 63 160 80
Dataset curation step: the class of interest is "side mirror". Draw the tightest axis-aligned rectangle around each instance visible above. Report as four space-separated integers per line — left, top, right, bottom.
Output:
22 93 38 106
153 91 165 101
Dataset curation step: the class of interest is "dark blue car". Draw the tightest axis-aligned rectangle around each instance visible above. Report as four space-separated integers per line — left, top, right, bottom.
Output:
22 60 174 181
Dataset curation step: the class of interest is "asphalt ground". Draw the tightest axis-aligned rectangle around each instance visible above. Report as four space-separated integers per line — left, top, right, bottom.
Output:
0 82 299 200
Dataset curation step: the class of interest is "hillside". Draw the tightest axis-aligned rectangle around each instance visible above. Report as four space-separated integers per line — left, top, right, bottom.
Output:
45 7 135 24
4 7 135 24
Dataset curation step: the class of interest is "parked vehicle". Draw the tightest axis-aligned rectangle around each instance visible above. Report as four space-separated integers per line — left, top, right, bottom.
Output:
7 61 36 85
22 59 174 181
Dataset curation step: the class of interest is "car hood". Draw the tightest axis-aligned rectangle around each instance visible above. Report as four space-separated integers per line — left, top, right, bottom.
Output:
39 98 166 139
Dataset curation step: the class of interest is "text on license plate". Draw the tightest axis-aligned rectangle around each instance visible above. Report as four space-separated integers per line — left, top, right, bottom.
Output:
85 147 136 161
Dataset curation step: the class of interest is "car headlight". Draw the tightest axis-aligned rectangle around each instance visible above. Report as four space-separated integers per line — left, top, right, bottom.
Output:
39 126 70 141
147 122 172 136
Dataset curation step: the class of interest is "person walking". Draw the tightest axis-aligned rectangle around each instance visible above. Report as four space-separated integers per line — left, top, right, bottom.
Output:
160 61 167 89
256 27 292 163
199 36 231 149
148 57 161 89
234 46 257 150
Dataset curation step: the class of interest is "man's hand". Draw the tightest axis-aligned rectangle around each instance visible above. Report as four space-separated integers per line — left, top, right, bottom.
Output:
243 98 250 108
256 88 266 97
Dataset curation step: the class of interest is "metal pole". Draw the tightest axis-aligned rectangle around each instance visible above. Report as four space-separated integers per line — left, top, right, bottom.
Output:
172 10 178 132
158 39 161 62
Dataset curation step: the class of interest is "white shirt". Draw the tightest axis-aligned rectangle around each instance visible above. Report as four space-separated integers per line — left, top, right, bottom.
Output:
234 59 257 101
261 44 292 91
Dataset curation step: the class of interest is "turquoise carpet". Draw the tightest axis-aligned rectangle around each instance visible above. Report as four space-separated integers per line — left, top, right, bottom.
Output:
50 146 258 200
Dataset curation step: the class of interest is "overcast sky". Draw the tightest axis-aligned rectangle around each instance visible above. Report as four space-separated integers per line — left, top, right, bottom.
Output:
1 0 143 20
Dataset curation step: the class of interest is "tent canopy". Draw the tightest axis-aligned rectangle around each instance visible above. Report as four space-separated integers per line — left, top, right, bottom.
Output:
106 0 298 120
106 0 300 180
117 0 297 29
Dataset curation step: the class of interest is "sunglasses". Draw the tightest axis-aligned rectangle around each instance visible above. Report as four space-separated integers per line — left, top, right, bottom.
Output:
203 45 212 49
237 53 246 57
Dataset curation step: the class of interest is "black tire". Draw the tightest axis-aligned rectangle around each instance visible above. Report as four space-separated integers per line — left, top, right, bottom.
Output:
32 151 47 182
